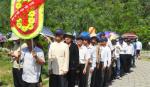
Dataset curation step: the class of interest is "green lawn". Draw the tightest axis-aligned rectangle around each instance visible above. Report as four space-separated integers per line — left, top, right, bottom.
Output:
0 50 49 87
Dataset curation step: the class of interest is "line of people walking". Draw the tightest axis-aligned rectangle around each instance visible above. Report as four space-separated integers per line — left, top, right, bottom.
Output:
8 29 142 87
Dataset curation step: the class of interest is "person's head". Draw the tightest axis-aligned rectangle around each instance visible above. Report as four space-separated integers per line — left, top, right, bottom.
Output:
80 32 90 46
119 37 124 44
90 36 98 45
64 32 74 44
76 37 83 47
127 39 131 45
98 38 108 46
111 39 117 45
55 29 64 42
26 39 33 50
100 32 106 38
82 37 90 46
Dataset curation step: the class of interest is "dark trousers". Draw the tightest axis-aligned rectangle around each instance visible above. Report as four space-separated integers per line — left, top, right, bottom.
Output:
126 54 132 73
90 62 104 87
79 64 88 87
103 67 111 87
131 55 135 67
120 54 126 75
67 70 77 87
22 81 38 87
49 74 68 87
12 68 23 87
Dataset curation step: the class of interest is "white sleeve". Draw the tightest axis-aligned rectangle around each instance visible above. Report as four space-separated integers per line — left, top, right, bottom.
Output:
85 48 91 60
91 47 96 69
37 49 45 62
107 47 112 67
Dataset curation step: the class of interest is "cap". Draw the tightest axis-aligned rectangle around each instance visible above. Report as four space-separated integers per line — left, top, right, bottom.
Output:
55 29 64 36
98 38 108 42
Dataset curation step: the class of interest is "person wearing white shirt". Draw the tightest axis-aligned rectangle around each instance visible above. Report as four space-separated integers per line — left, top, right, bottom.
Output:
124 39 134 73
19 39 45 87
136 39 142 59
96 38 111 87
49 29 69 87
112 39 121 79
76 37 90 87
82 36 97 87
118 38 127 75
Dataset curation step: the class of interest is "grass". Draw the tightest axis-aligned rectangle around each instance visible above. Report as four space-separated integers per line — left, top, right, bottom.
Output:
0 50 49 87
0 51 13 87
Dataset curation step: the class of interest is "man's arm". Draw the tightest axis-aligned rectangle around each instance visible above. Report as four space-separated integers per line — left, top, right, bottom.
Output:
32 50 45 65
62 45 69 74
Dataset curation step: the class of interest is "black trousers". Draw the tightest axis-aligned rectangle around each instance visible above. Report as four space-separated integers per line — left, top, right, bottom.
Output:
103 67 111 87
12 68 23 87
120 54 126 75
90 62 104 87
67 70 77 87
49 74 68 87
79 64 88 87
125 54 132 73
22 81 38 87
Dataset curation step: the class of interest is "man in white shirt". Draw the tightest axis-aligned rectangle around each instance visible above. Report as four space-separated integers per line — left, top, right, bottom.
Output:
49 29 69 87
124 39 134 73
89 36 98 87
96 38 111 87
118 38 127 75
20 39 45 87
112 39 121 79
81 33 97 87
76 36 90 87
136 39 142 59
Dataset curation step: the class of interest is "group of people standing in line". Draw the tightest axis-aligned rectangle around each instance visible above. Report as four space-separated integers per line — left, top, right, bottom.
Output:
8 28 142 87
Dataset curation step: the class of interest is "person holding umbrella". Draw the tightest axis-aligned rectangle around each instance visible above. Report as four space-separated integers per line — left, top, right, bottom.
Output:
64 32 79 87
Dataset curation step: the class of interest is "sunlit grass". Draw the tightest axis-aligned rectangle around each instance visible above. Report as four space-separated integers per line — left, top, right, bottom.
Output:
0 51 49 87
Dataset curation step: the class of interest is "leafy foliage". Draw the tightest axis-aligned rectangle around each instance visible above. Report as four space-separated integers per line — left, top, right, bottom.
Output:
0 0 150 48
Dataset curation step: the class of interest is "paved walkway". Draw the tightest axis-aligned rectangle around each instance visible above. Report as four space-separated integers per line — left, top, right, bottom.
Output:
109 60 150 87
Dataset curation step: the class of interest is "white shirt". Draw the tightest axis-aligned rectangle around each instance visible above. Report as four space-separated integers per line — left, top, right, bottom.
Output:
88 45 96 70
86 45 94 63
125 44 134 55
21 47 45 83
48 41 69 75
99 46 111 67
112 44 121 58
119 42 127 54
136 41 142 50
107 39 113 51
79 45 90 64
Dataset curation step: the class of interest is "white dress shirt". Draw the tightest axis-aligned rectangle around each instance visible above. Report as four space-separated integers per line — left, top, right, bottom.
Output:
119 42 127 54
79 45 90 64
21 46 45 83
136 41 142 50
114 44 121 58
125 44 134 55
99 46 111 67
88 45 96 70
